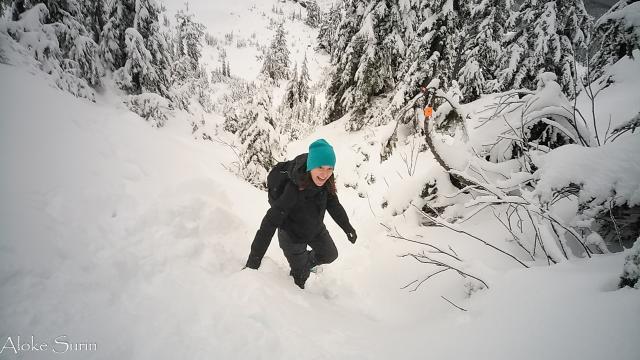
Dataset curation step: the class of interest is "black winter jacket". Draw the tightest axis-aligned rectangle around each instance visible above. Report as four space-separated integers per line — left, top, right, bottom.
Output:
246 153 353 268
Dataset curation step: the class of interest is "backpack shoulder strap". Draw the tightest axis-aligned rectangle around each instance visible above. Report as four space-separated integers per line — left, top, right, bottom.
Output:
267 161 291 205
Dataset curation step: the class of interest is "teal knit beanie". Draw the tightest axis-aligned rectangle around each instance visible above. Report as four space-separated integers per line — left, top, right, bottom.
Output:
307 139 336 171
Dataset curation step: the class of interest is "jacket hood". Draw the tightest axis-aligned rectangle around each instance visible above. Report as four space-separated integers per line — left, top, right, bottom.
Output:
287 153 308 185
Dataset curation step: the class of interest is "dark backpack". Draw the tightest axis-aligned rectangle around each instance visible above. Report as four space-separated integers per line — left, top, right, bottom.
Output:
266 160 292 205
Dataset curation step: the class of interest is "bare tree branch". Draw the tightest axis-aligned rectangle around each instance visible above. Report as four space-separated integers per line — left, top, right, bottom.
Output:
400 267 449 292
492 207 536 261
398 252 490 290
441 296 468 312
390 227 461 262
411 204 530 268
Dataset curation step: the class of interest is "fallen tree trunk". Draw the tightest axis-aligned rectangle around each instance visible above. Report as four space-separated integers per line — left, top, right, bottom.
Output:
424 116 473 190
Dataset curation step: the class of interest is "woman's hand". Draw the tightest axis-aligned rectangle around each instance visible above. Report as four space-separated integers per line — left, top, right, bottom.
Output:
346 229 357 244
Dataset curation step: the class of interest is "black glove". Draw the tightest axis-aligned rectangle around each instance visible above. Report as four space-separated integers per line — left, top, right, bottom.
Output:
245 255 261 270
346 228 357 244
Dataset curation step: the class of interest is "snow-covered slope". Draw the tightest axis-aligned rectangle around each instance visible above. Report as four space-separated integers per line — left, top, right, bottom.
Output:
1 0 639 359
2 59 639 360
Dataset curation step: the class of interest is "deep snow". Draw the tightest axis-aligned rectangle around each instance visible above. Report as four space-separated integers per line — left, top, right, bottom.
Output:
2 60 639 360
1 0 639 359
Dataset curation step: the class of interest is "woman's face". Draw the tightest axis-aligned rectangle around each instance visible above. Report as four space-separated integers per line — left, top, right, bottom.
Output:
310 166 334 187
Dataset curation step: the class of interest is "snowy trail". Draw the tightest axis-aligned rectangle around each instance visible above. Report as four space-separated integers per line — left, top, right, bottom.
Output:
0 64 391 359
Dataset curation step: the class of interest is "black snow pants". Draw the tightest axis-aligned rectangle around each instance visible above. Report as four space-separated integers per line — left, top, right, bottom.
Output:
278 228 338 288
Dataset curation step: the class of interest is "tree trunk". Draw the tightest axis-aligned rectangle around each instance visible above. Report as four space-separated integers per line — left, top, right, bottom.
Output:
424 118 472 190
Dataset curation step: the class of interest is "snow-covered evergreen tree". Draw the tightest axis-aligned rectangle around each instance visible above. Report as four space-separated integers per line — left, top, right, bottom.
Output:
110 0 169 94
394 0 463 110
3 3 96 99
5 1 102 88
146 27 173 96
317 2 342 56
133 0 172 96
115 27 157 94
66 31 102 87
322 0 362 122
457 0 510 102
5 3 61 61
222 79 256 134
194 64 213 112
278 100 313 141
496 0 592 98
3 0 212 116
325 0 420 124
134 0 159 40
305 0 321 28
237 80 283 188
174 7 205 74
49 0 103 87
98 18 121 71
285 62 299 108
260 22 290 82
277 55 315 140
168 6 206 110
99 0 135 71
298 54 310 103
81 0 106 44
591 0 640 77
41 0 81 23
219 49 228 76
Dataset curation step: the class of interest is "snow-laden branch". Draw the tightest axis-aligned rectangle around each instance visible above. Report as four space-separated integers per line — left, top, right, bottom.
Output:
464 196 529 208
